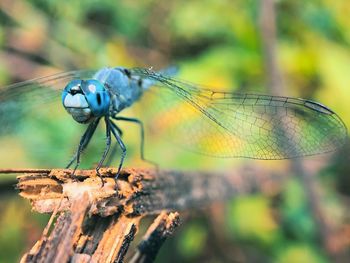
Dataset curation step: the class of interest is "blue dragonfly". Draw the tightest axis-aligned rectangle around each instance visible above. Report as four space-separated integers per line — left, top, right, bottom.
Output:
0 66 347 184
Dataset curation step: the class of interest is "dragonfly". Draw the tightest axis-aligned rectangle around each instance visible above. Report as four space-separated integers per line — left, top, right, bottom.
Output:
0 66 347 184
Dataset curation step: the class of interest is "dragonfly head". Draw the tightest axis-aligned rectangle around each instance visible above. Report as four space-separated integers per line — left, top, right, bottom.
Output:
62 79 110 123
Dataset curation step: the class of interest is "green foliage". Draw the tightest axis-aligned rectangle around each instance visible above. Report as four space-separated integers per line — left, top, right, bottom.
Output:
0 196 49 263
274 243 327 263
280 179 317 241
227 195 280 246
177 222 208 259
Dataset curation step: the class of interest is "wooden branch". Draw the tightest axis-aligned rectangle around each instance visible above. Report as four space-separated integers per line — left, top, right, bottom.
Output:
12 166 287 262
129 212 180 263
16 168 250 216
20 190 142 263
21 192 91 263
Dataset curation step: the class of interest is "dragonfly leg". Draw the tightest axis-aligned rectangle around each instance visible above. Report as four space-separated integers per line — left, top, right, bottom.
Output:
66 118 100 169
108 118 126 188
67 118 100 176
95 117 112 186
112 116 158 169
105 122 123 167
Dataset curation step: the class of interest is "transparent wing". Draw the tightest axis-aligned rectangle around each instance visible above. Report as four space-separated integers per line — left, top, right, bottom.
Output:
0 70 95 134
131 68 347 159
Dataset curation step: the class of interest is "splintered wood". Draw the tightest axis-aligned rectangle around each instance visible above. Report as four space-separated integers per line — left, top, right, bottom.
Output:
16 168 243 263
16 168 249 216
129 212 180 263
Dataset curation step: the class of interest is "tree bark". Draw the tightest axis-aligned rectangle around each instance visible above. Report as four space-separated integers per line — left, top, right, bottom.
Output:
15 167 269 263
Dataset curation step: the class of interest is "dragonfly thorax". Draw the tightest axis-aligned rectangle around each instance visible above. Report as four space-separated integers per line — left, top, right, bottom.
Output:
62 79 111 123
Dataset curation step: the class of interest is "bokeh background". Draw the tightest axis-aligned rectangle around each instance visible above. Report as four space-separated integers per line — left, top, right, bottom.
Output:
0 0 350 262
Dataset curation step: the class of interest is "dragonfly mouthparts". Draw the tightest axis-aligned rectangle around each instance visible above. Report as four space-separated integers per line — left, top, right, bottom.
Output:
63 89 93 123
63 93 89 108
65 107 92 123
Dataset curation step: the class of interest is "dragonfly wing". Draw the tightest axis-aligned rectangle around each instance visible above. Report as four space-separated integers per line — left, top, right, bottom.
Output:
0 70 95 134
131 68 347 159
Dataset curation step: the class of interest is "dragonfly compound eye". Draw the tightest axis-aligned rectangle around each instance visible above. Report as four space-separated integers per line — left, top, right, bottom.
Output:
80 79 111 117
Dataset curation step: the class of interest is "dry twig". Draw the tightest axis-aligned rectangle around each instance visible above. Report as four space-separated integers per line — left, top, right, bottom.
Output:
5 163 302 262
13 167 255 262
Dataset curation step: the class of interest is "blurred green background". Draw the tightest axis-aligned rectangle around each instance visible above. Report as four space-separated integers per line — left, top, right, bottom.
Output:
0 0 350 262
